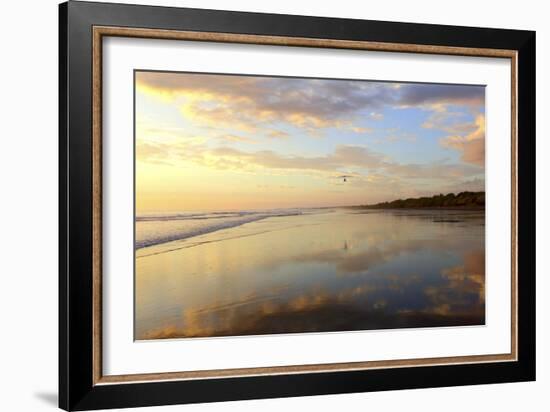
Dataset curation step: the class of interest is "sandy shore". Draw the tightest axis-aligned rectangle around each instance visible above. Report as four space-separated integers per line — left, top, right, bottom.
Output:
135 209 485 340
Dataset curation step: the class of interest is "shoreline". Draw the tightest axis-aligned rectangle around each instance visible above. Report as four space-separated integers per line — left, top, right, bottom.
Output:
136 206 485 253
346 206 485 211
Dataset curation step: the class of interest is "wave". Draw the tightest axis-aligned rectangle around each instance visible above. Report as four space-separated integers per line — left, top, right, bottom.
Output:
136 209 308 249
136 211 259 222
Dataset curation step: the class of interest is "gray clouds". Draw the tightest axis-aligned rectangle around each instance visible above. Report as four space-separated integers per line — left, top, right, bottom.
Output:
136 72 485 133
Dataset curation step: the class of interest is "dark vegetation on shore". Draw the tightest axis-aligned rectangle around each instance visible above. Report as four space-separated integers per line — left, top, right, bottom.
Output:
353 191 485 209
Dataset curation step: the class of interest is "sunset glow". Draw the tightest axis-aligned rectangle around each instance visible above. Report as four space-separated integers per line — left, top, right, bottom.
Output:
135 71 485 213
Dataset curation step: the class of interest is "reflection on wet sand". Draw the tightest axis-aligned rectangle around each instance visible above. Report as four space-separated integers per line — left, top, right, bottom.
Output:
135 209 485 339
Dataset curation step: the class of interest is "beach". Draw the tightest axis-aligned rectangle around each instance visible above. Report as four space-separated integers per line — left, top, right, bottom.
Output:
135 208 485 340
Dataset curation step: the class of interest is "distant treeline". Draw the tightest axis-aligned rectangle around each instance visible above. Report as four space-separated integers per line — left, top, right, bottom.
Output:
356 191 485 209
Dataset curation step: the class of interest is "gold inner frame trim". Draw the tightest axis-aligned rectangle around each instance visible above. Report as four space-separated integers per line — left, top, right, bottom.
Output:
92 25 518 386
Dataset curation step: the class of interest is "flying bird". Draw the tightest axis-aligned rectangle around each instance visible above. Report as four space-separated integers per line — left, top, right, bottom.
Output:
337 175 353 183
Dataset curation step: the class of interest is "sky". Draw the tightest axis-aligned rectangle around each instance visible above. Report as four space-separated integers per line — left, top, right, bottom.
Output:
135 71 485 213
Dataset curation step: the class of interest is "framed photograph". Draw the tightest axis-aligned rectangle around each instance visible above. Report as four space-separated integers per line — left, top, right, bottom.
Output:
59 1 536 410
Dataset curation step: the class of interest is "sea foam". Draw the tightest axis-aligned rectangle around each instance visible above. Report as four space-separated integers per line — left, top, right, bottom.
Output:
135 209 307 249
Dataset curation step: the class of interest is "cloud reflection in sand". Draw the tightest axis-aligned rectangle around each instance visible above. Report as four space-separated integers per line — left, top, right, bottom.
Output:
135 209 485 340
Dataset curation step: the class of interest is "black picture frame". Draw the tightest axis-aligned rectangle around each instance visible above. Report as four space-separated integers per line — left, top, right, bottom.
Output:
59 1 536 410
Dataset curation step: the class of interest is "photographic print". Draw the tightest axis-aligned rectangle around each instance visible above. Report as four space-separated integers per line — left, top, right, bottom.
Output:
134 71 486 340
60 5 534 408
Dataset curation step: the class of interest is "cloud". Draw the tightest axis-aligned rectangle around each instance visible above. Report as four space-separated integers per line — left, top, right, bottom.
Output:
136 72 485 136
136 72 486 201
350 126 373 134
388 162 480 179
398 83 485 108
266 129 290 139
135 142 173 165
385 130 417 143
217 134 257 144
461 138 485 166
422 110 477 134
204 144 386 174
138 72 382 133
440 114 485 166
138 137 482 187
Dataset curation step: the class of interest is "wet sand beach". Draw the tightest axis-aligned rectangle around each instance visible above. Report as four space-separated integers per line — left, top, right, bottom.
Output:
135 208 485 340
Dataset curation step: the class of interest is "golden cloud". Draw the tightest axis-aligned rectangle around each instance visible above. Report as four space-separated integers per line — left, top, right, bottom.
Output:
440 114 485 167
